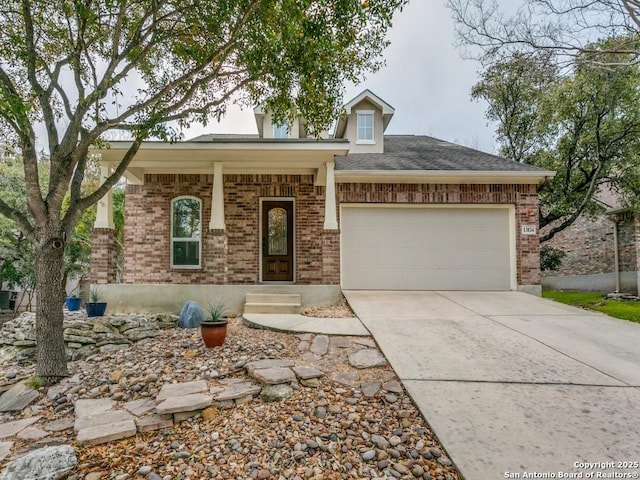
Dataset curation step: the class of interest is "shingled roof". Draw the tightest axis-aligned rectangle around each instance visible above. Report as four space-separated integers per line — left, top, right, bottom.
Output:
335 135 545 172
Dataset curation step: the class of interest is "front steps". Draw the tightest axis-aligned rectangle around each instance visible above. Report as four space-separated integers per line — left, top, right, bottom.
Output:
243 293 301 314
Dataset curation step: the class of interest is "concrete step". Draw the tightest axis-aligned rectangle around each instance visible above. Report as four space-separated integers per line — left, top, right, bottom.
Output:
245 293 301 304
243 302 301 314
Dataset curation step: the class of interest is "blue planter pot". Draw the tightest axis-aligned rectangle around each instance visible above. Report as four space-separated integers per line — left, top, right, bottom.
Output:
65 297 82 311
86 302 107 317
0 290 10 310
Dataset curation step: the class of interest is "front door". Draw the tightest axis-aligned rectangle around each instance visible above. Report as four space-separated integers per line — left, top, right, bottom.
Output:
262 200 294 282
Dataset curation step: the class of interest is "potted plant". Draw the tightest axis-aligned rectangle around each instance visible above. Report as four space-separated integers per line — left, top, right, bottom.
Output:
86 286 107 317
0 259 19 310
200 300 229 348
65 288 82 311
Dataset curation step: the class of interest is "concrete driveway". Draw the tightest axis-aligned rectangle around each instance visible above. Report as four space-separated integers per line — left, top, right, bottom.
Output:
343 291 640 480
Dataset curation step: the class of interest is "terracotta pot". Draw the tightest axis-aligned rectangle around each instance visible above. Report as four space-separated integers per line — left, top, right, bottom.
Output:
200 320 228 348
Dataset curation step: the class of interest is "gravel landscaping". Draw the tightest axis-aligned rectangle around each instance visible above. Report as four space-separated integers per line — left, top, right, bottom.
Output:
0 312 461 480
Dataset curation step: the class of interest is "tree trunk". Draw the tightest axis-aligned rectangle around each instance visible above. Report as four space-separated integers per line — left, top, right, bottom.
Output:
35 240 69 384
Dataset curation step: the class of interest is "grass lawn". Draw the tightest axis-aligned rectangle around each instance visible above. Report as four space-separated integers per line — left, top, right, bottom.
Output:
542 290 640 324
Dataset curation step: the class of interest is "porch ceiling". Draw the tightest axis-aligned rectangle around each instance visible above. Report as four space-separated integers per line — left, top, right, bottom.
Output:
96 140 350 183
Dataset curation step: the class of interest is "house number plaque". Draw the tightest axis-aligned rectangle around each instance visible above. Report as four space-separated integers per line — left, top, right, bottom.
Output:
521 225 537 235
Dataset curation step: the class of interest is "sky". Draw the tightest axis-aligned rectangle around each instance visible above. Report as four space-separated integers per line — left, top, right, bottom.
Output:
187 1 499 154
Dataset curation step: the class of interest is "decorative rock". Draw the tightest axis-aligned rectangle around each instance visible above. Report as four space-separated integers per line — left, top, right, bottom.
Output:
214 383 262 401
0 416 41 439
136 414 173 433
361 381 381 397
46 384 67 401
44 417 74 432
385 393 398 403
201 407 218 421
75 410 134 433
412 465 425 477
123 398 156 417
139 466 152 475
0 381 39 412
244 359 295 375
330 372 358 387
371 434 390 450
74 398 114 418
314 406 327 419
84 472 105 480
292 366 324 380
309 335 329 355
361 450 376 461
76 419 137 446
382 380 403 394
156 393 212 414
300 378 320 388
16 427 50 441
0 441 12 462
178 301 204 328
109 370 123 384
348 349 387 369
0 445 77 480
156 380 207 401
250 367 296 385
329 336 352 348
260 384 293 402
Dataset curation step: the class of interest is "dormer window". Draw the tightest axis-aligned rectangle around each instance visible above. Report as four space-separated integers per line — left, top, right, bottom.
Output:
356 110 375 144
273 123 289 139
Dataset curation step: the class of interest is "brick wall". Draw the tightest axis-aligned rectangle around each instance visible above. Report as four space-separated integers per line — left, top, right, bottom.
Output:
117 176 542 288
90 228 118 284
123 174 332 285
543 212 639 277
336 183 541 287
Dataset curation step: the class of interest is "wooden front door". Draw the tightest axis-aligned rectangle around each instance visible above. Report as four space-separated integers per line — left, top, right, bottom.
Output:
262 200 294 282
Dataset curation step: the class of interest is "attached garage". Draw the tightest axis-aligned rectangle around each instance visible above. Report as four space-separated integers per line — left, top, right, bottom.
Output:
340 205 515 291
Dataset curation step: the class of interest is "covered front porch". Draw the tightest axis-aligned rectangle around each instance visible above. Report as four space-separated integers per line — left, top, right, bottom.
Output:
90 139 349 313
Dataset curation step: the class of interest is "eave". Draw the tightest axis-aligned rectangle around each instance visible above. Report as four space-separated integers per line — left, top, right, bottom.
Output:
95 140 350 184
335 169 556 185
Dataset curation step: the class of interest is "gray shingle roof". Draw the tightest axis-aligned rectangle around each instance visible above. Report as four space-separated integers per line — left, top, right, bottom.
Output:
335 135 545 172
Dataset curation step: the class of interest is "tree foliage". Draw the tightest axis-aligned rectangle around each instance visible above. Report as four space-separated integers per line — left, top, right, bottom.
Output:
472 45 640 242
0 0 407 383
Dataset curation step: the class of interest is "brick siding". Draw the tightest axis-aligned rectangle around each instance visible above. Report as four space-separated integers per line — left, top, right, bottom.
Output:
90 228 118 284
544 211 639 277
91 175 542 288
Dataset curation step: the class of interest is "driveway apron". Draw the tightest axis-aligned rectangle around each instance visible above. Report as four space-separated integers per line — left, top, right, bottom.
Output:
343 290 640 480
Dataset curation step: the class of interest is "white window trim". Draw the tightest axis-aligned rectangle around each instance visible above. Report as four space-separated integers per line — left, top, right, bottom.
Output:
170 195 202 269
356 110 375 144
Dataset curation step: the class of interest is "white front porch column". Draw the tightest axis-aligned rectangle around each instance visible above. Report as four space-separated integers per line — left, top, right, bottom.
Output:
323 162 338 230
209 162 226 230
94 163 114 229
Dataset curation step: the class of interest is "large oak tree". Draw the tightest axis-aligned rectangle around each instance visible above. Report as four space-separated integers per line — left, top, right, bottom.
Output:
472 47 640 242
0 0 407 383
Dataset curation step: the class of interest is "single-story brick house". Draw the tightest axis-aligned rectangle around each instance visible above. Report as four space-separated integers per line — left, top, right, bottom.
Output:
91 90 554 312
542 189 640 295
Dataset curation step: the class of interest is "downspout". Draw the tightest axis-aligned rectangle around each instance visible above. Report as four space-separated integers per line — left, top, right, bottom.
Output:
613 216 621 293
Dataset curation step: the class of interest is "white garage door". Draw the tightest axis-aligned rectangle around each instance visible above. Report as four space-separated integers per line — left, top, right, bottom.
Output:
341 205 514 290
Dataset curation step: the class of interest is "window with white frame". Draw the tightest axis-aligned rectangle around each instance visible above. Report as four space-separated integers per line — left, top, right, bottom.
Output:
356 111 374 143
171 196 201 268
273 123 289 138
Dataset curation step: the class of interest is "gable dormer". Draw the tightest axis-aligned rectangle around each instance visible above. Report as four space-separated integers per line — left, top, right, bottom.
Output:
334 90 395 153
253 106 309 139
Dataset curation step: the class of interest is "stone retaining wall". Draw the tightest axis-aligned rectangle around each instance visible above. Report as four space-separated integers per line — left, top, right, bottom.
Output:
0 312 176 366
